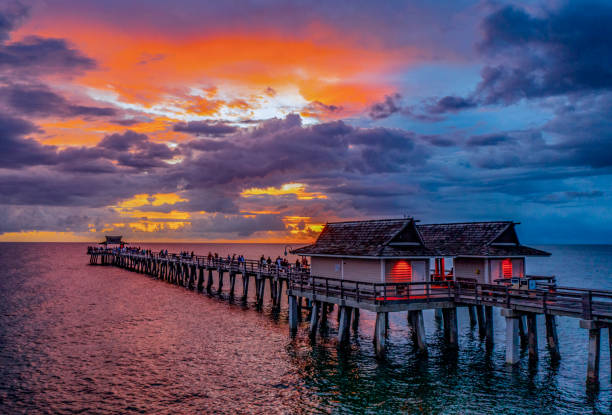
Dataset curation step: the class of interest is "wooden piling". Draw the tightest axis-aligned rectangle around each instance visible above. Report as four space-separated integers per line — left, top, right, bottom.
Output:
468 306 477 327
476 305 486 338
502 309 520 365
309 301 320 338
587 328 601 384
526 313 538 361
485 306 494 348
518 314 527 347
374 312 387 358
217 270 224 295
229 272 236 299
242 274 249 302
409 310 428 353
352 308 360 332
197 267 204 292
206 269 214 294
338 306 352 346
288 295 298 334
545 314 560 360
448 307 458 348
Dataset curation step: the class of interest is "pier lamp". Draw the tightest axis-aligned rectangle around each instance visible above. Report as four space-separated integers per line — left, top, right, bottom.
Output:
284 245 293 256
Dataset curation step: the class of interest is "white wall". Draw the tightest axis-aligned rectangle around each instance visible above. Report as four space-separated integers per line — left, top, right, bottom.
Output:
455 258 486 283
342 259 381 283
310 257 341 278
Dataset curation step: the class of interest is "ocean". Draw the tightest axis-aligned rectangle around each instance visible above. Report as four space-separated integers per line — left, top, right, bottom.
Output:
1 243 611 414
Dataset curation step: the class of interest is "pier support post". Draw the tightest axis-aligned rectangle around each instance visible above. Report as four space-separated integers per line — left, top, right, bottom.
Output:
468 306 477 327
545 314 560 360
296 297 302 322
518 314 527 347
526 313 538 361
352 308 360 332
447 307 458 348
374 312 388 358
409 310 427 353
319 303 329 332
484 306 494 348
206 269 214 294
197 267 204 292
257 277 265 308
580 319 603 384
229 272 236 299
275 279 284 310
502 309 520 365
217 270 224 295
309 301 320 338
288 295 298 334
188 264 196 290
242 274 249 302
476 305 486 338
435 308 443 325
338 306 353 346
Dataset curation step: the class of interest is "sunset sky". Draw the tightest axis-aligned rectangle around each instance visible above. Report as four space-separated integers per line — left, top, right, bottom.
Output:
1 0 611 243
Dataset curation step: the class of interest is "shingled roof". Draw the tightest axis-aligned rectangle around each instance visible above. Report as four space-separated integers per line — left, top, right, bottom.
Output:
292 218 434 257
99 235 126 245
417 222 550 257
292 218 550 257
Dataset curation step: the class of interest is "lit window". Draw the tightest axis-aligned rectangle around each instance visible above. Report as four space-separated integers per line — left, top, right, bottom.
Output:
390 260 412 282
502 258 512 278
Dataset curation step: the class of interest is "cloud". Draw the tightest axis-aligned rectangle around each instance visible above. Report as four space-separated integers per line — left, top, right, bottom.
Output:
0 36 96 78
173 120 238 137
0 113 57 168
369 93 402 119
426 95 476 114
1 84 116 118
0 1 28 41
476 1 612 104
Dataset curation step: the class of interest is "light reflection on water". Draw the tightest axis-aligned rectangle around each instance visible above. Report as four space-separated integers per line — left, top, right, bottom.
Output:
1 243 611 414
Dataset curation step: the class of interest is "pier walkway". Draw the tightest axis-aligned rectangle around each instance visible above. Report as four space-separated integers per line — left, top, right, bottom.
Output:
88 248 612 386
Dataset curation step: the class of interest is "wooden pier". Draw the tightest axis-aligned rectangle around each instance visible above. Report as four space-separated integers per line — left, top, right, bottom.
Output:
88 247 612 386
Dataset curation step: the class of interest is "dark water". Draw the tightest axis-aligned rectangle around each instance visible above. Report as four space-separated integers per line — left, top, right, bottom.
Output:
1 243 611 414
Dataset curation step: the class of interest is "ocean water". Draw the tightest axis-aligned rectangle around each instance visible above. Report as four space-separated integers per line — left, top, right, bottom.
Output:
1 243 611 414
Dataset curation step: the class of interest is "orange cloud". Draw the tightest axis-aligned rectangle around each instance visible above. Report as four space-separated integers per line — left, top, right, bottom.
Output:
241 183 327 200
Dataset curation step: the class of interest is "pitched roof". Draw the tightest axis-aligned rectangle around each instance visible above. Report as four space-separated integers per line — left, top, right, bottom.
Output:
292 218 551 257
99 235 125 245
292 218 433 257
416 222 550 256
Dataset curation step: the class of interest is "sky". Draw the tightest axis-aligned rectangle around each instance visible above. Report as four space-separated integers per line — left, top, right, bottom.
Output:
0 0 611 244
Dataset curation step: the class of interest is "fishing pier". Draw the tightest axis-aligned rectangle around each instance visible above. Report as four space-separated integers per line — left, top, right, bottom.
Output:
88 218 612 386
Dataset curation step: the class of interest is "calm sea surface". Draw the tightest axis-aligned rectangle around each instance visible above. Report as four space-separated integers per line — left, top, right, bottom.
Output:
1 243 612 414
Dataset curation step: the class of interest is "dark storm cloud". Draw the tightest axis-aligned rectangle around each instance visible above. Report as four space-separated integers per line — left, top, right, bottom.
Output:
304 100 343 115
96 131 178 169
0 114 57 168
175 114 427 191
173 120 238 137
369 93 402 119
1 84 116 118
427 96 476 114
0 1 27 41
0 36 96 78
477 1 612 104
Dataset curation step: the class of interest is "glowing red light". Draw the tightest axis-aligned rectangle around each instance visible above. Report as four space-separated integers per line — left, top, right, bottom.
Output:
502 258 512 278
390 260 412 282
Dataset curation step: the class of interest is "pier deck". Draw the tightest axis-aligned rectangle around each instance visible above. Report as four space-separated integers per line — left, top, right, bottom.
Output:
87 247 612 385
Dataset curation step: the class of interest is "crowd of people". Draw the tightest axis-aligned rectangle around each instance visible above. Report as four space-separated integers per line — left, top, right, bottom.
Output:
88 245 309 271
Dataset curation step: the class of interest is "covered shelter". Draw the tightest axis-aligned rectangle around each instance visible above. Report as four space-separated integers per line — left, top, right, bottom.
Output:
292 218 434 284
292 218 550 285
99 235 127 248
417 221 550 284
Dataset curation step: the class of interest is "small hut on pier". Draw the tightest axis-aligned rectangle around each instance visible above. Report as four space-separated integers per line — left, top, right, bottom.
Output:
417 221 550 284
99 235 127 248
292 218 434 284
292 218 550 284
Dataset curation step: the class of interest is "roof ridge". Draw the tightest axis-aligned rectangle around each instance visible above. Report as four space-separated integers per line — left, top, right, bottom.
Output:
327 218 411 225
418 221 514 226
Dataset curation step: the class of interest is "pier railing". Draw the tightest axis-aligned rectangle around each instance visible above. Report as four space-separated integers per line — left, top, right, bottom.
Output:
287 274 612 322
